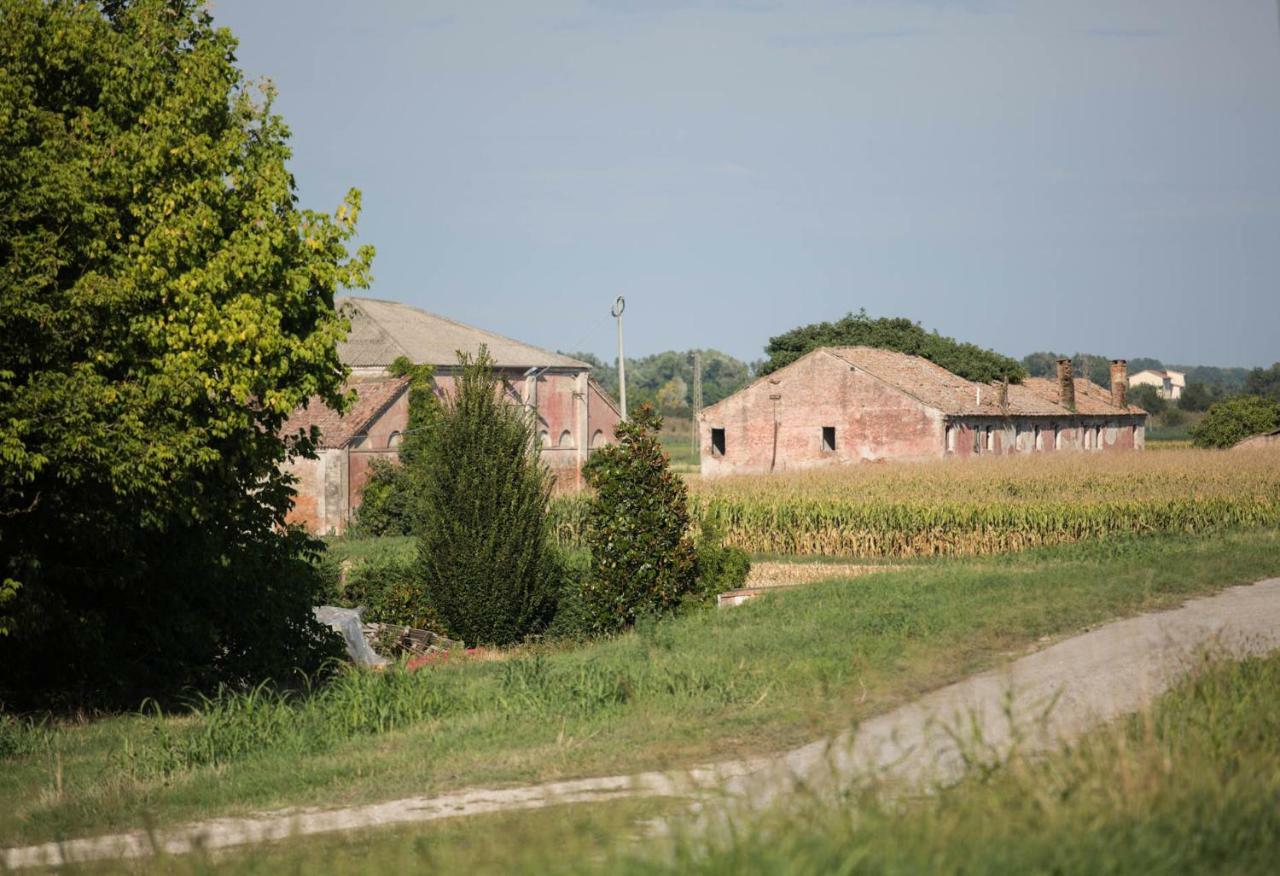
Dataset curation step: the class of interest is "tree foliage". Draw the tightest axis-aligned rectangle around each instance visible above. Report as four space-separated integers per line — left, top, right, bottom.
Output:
413 349 559 646
1021 352 1112 388
0 0 369 706
1127 384 1167 416
1190 396 1280 449
352 356 439 537
1178 382 1218 413
1245 363 1280 404
565 349 751 413
764 311 1025 383
580 406 699 632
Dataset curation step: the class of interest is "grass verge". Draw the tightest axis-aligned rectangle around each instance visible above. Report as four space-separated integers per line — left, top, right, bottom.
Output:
140 648 1280 875
2 529 1279 849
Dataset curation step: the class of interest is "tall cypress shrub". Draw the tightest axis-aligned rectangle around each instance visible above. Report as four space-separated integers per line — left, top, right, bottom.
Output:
414 348 558 645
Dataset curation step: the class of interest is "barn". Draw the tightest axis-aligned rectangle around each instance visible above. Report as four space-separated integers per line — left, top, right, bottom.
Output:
283 297 621 534
698 347 1146 476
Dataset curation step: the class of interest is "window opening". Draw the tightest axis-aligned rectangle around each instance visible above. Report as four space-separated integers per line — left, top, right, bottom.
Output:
822 426 836 452
711 428 726 457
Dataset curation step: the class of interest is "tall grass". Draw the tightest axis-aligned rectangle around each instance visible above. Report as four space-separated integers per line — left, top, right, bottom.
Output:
7 530 1280 848
79 651 1280 875
624 650 1280 874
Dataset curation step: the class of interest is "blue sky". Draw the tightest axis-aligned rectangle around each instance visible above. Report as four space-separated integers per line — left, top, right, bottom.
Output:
216 0 1280 367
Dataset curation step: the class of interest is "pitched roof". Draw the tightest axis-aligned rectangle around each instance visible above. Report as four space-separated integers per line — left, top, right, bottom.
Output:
337 297 590 370
703 346 1144 419
283 374 409 449
1021 377 1145 416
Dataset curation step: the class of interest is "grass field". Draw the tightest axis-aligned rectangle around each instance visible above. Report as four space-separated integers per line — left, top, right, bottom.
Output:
128 649 1279 875
4 529 1280 849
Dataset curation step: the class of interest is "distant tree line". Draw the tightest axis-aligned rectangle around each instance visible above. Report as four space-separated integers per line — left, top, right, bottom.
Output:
1022 352 1276 415
562 349 753 416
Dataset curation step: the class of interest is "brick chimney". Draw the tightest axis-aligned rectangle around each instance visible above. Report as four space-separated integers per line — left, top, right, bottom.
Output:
1056 358 1075 411
1110 360 1128 408
997 378 1009 411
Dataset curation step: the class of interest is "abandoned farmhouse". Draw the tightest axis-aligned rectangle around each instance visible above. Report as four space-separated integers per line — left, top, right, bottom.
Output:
698 348 1147 476
283 297 621 534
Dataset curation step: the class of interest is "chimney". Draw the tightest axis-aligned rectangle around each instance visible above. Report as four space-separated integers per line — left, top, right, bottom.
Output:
1056 358 1075 411
997 378 1009 411
1110 360 1128 408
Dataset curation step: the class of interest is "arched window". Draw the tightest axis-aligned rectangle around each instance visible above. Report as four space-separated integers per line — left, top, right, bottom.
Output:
350 433 368 449
591 430 606 449
387 431 403 449
539 430 549 448
558 430 574 448
945 425 957 453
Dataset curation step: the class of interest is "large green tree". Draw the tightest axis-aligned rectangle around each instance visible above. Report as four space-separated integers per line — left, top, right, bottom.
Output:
0 0 371 705
763 311 1025 383
1190 396 1280 449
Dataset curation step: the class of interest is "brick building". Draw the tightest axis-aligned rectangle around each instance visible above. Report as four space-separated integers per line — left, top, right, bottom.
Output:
698 347 1146 476
283 297 621 534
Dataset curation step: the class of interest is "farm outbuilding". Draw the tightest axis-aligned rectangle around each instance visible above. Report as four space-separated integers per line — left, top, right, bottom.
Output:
282 297 621 534
698 348 1147 477
1233 429 1280 450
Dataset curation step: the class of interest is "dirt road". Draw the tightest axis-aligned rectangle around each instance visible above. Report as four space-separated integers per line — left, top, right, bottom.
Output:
7 577 1280 870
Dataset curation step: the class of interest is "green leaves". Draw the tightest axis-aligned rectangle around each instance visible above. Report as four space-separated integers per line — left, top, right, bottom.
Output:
1190 396 1280 449
412 347 559 646
761 309 1026 383
580 406 699 631
0 0 365 703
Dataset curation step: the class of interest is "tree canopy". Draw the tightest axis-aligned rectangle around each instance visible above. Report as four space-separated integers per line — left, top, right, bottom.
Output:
0 0 370 705
1190 396 1280 449
762 311 1025 383
565 349 752 414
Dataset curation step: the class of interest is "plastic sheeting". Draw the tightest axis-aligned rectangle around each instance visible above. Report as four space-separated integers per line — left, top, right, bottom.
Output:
313 605 390 668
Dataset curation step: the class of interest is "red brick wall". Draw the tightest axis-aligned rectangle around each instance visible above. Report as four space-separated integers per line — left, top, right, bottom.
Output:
699 350 945 476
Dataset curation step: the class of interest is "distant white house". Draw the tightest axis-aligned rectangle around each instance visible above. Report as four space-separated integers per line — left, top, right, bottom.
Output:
1129 368 1185 401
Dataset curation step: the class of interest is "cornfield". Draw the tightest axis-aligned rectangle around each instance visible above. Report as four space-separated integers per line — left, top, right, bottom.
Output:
551 448 1280 558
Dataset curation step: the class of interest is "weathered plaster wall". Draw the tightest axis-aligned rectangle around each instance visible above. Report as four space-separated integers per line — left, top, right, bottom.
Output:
284 449 347 535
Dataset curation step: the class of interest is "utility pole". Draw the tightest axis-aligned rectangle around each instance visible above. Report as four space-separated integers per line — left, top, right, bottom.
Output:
612 296 627 420
689 350 702 455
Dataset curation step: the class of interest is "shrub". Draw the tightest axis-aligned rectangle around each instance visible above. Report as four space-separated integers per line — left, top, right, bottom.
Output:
413 348 559 646
580 406 699 632
1128 384 1167 415
693 522 751 601
341 554 441 631
351 458 416 537
1190 396 1280 449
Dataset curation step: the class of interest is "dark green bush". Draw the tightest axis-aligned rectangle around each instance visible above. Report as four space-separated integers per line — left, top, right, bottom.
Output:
1190 396 1280 449
693 522 751 601
341 554 441 631
580 406 699 633
350 459 416 537
413 348 559 646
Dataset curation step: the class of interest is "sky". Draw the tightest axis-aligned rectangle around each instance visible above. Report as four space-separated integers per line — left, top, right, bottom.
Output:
214 0 1280 367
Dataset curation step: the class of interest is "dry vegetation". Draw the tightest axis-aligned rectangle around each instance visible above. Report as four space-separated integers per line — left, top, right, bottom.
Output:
685 448 1280 557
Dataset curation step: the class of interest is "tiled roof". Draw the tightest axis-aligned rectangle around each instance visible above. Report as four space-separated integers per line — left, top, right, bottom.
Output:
704 347 1144 419
283 375 409 449
337 297 590 370
1021 377 1145 416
